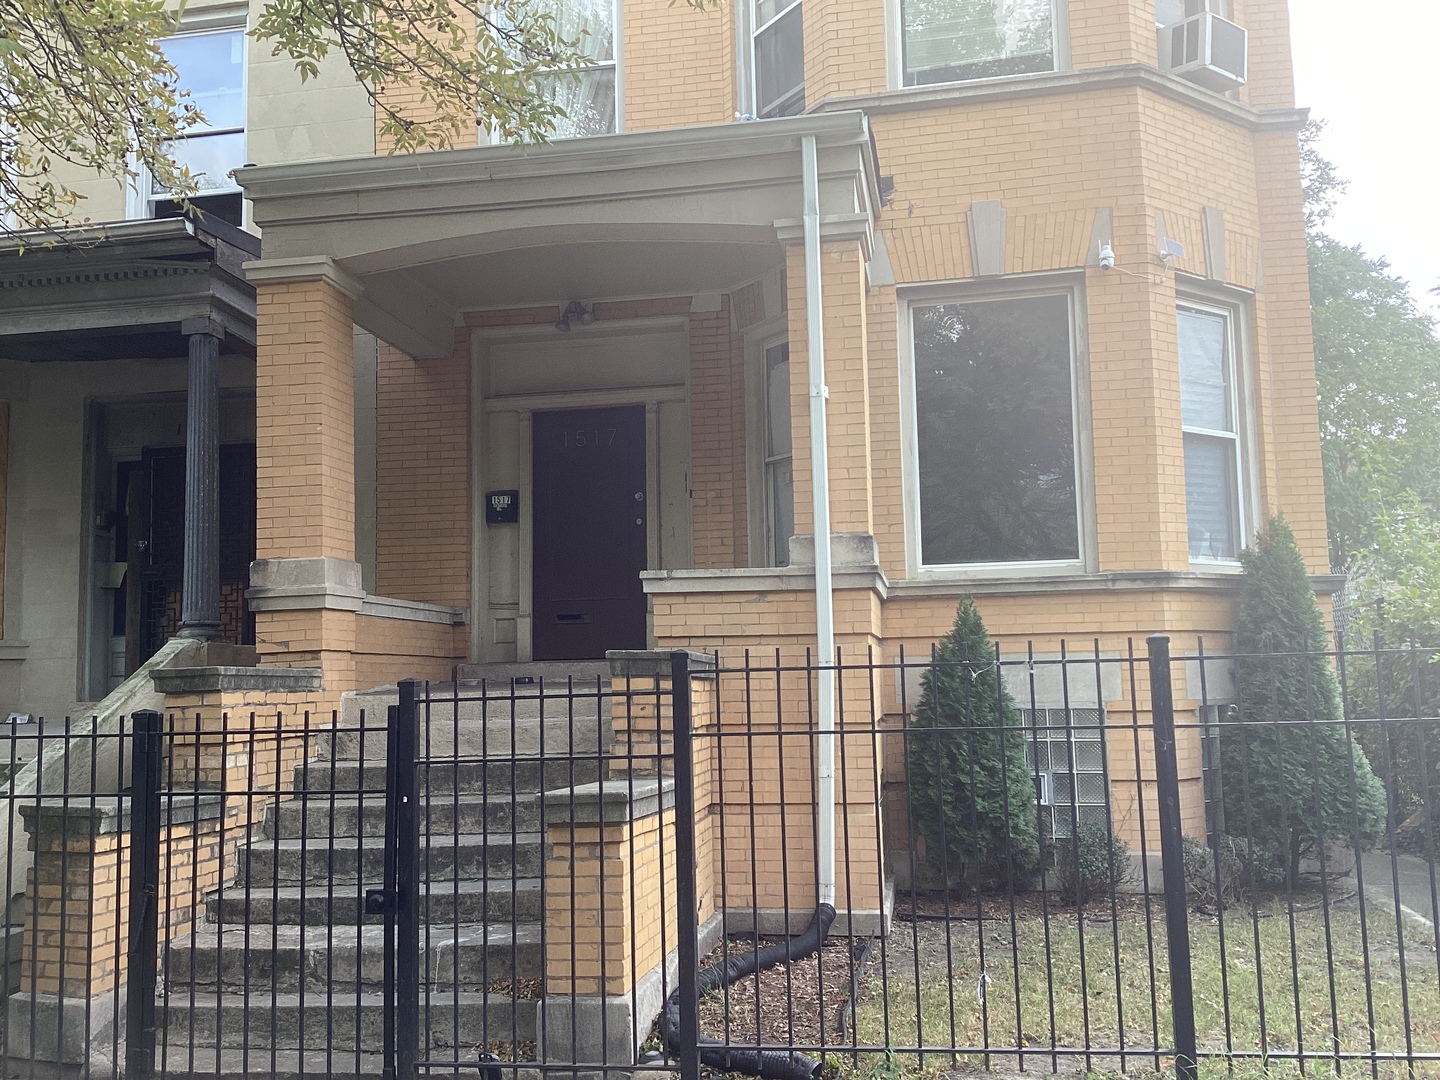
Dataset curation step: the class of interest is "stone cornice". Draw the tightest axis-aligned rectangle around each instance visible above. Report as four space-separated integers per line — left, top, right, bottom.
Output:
814 65 1309 134
242 255 365 300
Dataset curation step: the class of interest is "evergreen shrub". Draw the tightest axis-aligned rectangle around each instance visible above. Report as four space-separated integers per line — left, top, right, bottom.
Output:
908 597 1041 892
1054 823 1132 905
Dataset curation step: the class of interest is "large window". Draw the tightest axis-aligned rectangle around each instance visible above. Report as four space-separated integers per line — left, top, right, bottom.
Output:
901 0 1055 87
1178 303 1243 560
147 29 246 225
910 292 1081 568
763 342 796 565
753 0 805 117
531 0 617 137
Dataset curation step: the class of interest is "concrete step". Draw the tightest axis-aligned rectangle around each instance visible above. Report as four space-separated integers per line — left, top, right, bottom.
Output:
207 878 542 928
166 923 542 993
328 712 607 763
265 793 542 841
235 833 543 888
162 991 537 1052
150 1046 389 1080
453 661 610 686
295 758 602 797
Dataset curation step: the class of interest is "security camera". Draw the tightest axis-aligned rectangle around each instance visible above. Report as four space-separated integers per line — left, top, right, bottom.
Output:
1098 243 1116 272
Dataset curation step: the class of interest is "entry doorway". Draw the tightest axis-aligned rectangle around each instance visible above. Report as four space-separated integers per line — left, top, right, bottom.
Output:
531 405 648 660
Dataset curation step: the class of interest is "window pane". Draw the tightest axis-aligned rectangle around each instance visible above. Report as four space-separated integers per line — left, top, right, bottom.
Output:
162 31 245 131
768 458 794 566
902 0 1054 86
538 0 615 61
152 131 246 194
1184 432 1239 559
914 294 1079 565
1178 308 1231 432
755 4 805 117
765 343 791 459
537 67 616 137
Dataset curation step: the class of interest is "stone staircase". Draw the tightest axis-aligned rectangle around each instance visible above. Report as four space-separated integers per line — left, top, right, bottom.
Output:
156 663 610 1079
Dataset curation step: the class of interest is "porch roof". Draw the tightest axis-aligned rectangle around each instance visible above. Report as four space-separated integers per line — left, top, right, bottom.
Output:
238 111 881 358
0 217 258 361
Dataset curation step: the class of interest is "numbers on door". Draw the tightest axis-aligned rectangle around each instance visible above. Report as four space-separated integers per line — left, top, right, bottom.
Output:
559 428 618 450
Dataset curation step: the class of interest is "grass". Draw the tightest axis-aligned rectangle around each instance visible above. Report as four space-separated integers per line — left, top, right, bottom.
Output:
841 893 1440 1079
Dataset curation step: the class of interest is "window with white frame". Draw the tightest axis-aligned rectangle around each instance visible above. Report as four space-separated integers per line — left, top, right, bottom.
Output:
1178 302 1243 561
1155 0 1230 26
909 291 1082 568
144 29 246 225
901 0 1056 87
763 341 796 566
527 0 617 138
753 0 804 117
1024 708 1108 838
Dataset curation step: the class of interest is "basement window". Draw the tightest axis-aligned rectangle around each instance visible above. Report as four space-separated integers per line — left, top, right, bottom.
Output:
907 291 1083 569
902 0 1056 86
142 29 247 222
1025 708 1108 840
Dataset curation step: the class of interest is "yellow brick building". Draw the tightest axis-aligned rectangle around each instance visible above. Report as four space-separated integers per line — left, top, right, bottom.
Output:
0 0 1328 903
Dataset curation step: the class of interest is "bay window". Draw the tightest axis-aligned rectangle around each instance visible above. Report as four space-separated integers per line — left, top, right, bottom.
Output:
901 0 1056 87
1178 303 1244 561
909 291 1083 569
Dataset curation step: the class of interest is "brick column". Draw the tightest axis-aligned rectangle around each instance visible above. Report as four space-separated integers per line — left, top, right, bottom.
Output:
540 779 679 1066
244 262 366 703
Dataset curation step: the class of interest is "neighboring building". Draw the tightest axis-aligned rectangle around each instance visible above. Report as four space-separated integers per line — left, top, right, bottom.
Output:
0 0 1330 843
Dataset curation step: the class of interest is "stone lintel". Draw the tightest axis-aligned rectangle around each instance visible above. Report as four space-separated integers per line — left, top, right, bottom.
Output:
605 650 717 679
542 778 676 826
150 666 324 696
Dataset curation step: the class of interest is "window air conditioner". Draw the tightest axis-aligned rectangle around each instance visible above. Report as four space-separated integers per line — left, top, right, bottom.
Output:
1157 10 1248 93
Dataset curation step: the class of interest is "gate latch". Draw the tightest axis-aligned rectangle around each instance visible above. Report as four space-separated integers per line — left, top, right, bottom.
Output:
364 887 395 916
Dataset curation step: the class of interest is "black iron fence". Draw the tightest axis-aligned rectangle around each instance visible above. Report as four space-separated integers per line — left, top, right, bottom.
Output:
0 636 1437 1079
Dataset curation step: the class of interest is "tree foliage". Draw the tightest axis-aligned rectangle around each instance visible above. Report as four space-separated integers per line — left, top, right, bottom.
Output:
1221 517 1388 880
908 597 1040 892
1302 122 1440 567
1 0 692 236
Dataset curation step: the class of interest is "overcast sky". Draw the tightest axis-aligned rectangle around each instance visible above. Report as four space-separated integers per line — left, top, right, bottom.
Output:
1290 0 1440 314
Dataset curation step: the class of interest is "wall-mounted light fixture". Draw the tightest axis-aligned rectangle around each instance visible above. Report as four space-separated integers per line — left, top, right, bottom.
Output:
554 301 595 333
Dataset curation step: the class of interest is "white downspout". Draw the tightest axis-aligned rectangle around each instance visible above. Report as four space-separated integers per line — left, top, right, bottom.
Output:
801 134 837 909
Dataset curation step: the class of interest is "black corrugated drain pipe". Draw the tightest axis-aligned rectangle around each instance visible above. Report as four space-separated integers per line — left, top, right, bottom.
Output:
655 903 837 1080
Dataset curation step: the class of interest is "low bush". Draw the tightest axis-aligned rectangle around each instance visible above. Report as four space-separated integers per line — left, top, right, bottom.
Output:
1182 834 1287 909
1054 823 1133 905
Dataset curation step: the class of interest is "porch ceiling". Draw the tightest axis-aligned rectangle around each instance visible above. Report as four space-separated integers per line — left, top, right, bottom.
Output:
238 112 880 358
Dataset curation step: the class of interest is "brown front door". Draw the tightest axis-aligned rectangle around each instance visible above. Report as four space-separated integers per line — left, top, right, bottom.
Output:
531 405 648 660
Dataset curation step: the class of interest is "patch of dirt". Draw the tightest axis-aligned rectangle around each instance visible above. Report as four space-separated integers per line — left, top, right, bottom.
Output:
483 976 542 1000
697 935 868 1048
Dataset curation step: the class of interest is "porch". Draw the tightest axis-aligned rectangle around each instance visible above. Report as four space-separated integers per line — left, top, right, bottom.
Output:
236 110 883 695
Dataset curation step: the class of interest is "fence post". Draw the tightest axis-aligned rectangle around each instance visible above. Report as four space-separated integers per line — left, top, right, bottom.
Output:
669 651 701 1080
395 680 421 1080
125 709 163 1080
1147 635 1198 1080
375 703 400 1080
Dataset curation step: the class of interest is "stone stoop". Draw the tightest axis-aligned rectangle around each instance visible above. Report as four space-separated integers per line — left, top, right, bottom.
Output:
157 665 608 1079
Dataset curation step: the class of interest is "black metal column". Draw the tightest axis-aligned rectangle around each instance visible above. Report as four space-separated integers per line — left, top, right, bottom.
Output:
1147 634 1199 1080
125 709 164 1080
670 651 701 1080
178 318 223 640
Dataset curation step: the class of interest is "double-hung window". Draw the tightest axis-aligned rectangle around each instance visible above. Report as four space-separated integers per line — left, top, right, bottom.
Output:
901 0 1056 87
1178 303 1244 561
763 342 796 565
530 0 618 138
908 291 1083 569
146 29 246 225
753 0 805 117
